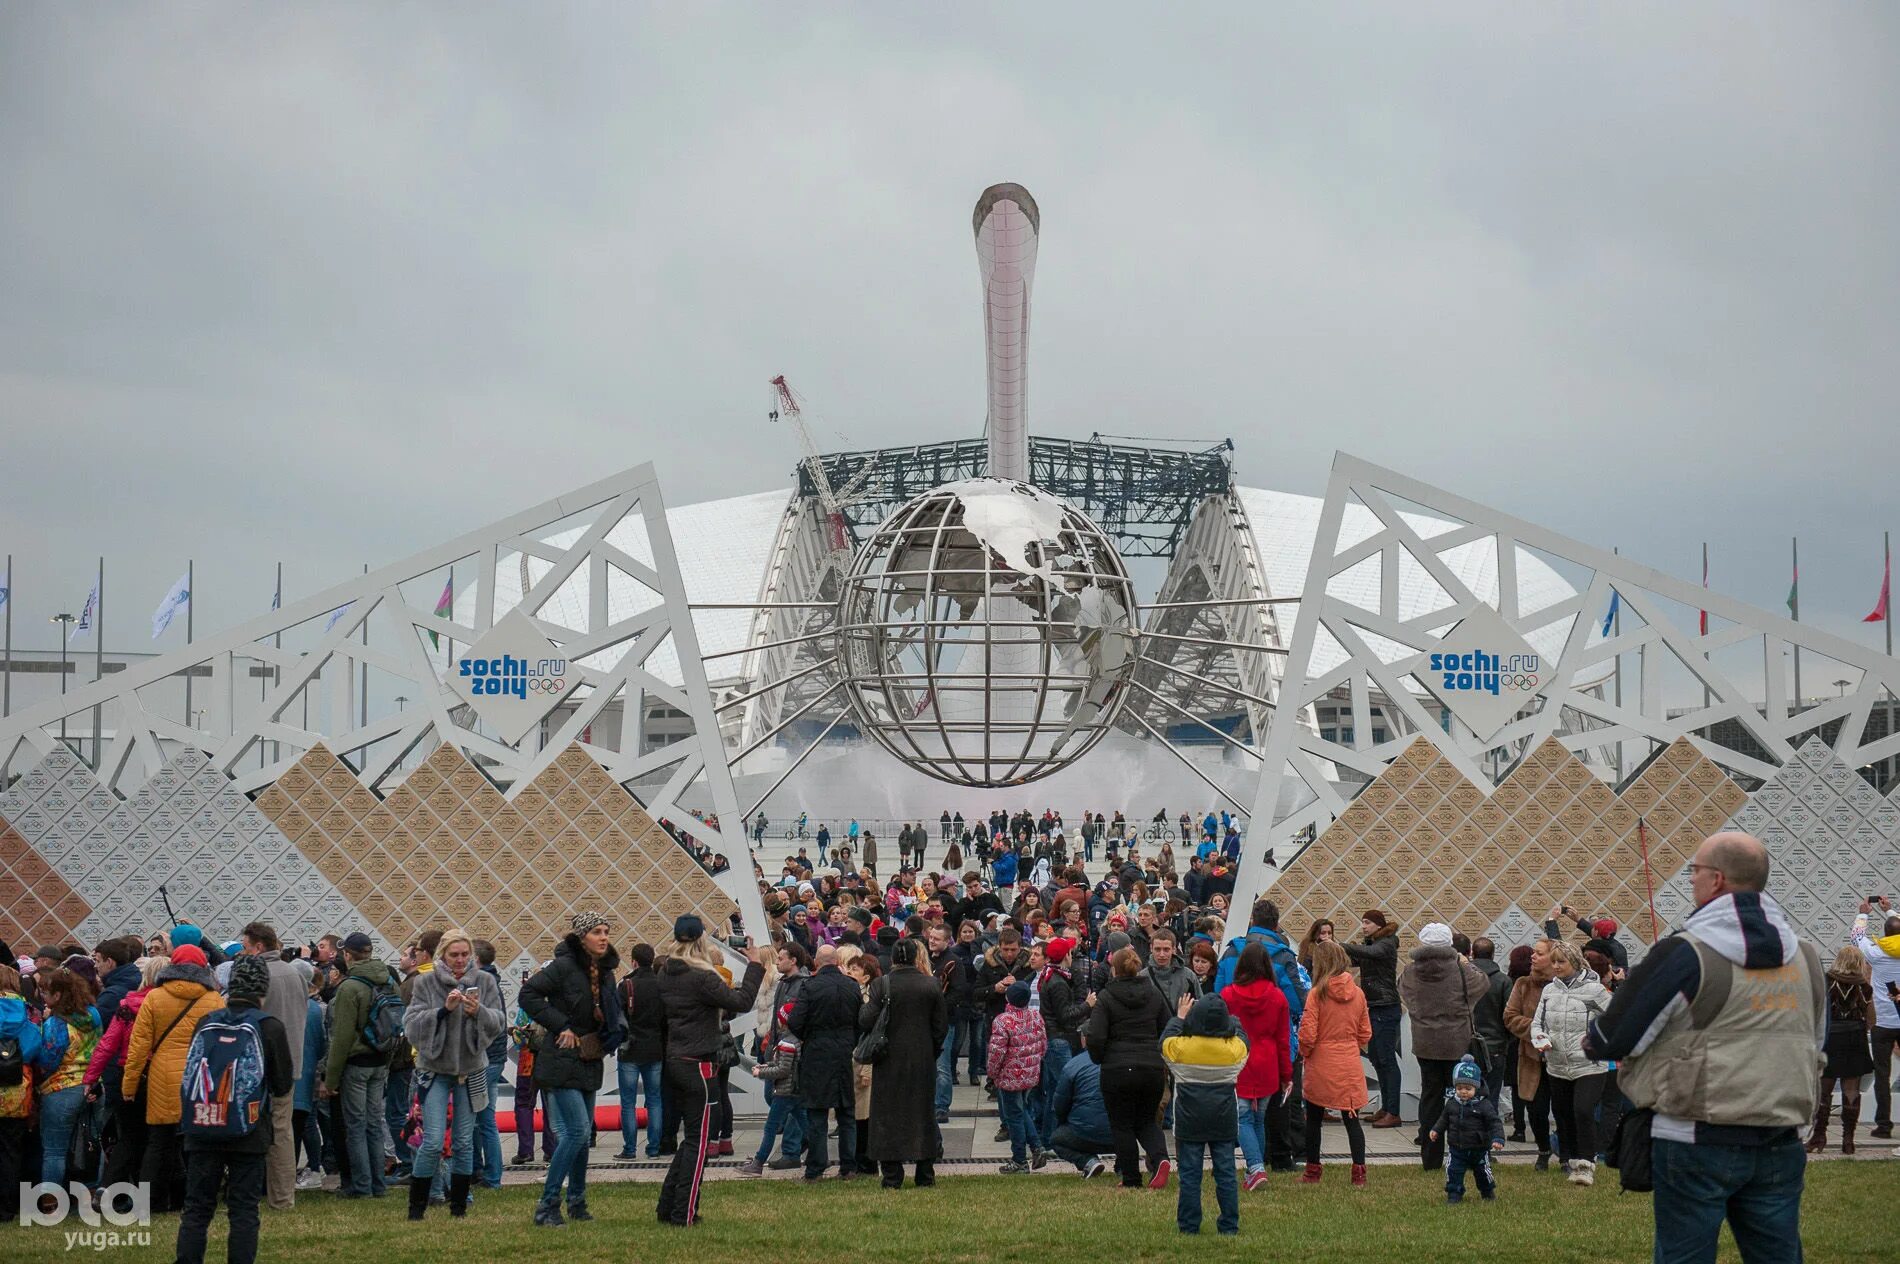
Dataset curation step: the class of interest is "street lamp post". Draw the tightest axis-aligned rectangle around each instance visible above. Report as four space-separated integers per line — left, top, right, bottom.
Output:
1834 678 1851 698
49 613 76 745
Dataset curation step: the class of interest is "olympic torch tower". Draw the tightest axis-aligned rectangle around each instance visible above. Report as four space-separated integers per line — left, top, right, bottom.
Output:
973 183 1040 481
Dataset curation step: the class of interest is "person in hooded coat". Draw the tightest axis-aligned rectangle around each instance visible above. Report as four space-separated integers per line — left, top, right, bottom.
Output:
859 938 947 1188
123 943 225 1213
1219 942 1292 1189
1398 922 1489 1172
1297 940 1371 1185
519 912 625 1227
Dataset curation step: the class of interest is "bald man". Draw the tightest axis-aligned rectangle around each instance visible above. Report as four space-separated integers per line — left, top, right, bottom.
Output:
1584 832 1824 1264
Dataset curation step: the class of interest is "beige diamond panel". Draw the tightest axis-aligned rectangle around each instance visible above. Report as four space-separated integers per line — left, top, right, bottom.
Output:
1270 735 1748 948
0 818 92 950
256 741 737 968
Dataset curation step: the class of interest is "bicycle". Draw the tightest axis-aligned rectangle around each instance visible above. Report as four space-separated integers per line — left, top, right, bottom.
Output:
1142 824 1175 845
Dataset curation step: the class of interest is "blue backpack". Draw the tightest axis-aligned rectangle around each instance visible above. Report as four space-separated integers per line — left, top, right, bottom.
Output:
180 1009 271 1139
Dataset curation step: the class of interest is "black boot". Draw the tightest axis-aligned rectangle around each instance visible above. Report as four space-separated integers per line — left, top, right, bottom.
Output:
448 1173 471 1218
407 1176 430 1221
566 1198 593 1222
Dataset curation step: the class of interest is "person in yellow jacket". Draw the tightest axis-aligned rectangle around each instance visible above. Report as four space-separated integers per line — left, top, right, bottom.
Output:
1159 992 1249 1236
122 945 223 1213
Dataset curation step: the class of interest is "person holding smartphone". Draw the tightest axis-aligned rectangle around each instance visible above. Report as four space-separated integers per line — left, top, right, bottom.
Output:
402 930 505 1221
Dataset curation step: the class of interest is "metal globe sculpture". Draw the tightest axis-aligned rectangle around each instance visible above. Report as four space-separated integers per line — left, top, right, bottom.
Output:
835 477 1138 786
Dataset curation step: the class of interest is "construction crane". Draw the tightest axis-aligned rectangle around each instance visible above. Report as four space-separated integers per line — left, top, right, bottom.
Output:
769 374 875 561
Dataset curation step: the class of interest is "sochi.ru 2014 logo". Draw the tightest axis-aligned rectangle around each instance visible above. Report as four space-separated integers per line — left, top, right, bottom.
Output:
456 651 570 699
1427 649 1541 698
19 1181 153 1250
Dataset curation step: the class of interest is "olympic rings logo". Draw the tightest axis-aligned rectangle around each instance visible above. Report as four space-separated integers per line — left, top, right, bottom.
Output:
1503 673 1540 692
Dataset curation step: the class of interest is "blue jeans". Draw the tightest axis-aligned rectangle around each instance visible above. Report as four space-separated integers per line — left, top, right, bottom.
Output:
1176 1138 1238 1235
384 1067 414 1168
1236 1098 1269 1174
412 1075 475 1180
618 1060 664 1156
1651 1138 1805 1264
478 1055 505 1187
753 1081 804 1164
1367 1003 1402 1116
38 1085 88 1187
540 1087 594 1206
998 1089 1042 1164
1037 1038 1071 1137
340 1062 389 1196
935 1024 960 1114
1446 1146 1495 1200
959 1013 984 1081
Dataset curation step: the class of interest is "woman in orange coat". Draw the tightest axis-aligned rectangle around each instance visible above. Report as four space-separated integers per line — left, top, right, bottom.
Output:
1296 940 1372 1186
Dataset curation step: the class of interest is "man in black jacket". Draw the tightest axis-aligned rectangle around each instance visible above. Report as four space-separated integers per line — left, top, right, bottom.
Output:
614 944 669 1159
1345 910 1403 1127
176 955 294 1264
1468 938 1512 1113
787 945 860 1180
927 925 971 1123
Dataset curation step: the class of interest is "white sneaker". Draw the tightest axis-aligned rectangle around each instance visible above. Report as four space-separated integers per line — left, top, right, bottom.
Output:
295 1169 325 1190
1569 1159 1594 1187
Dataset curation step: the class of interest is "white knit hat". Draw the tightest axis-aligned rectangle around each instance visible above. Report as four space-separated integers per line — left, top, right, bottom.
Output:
1419 922 1454 947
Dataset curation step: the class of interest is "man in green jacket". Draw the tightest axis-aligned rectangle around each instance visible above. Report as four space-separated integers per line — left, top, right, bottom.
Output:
319 933 400 1199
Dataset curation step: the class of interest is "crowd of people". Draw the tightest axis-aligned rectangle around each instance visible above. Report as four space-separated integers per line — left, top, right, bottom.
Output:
0 822 1890 1257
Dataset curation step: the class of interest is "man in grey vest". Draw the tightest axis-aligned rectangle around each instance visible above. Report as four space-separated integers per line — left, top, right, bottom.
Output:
1584 832 1824 1264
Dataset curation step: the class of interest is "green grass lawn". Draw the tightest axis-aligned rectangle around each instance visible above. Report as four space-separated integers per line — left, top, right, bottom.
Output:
8 1162 1889 1263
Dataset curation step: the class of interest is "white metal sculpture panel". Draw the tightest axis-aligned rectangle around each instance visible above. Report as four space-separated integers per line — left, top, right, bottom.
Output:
1240 452 1900 922
0 462 769 937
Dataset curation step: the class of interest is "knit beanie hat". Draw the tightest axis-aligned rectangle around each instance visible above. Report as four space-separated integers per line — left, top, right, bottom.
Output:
1453 1054 1484 1087
170 923 205 948
1419 922 1454 947
228 955 271 1001
672 915 704 942
569 910 609 935
170 944 208 969
61 954 100 991
1592 918 1618 939
1361 909 1388 929
1045 938 1075 965
1006 981 1032 1009
1100 931 1132 958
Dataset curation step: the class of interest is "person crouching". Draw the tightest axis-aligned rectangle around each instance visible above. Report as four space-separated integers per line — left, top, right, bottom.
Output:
1160 993 1249 1236
1427 1055 1504 1204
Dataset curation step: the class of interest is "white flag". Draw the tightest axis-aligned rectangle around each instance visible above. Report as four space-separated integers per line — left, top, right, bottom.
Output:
151 570 191 639
323 601 354 633
71 581 99 643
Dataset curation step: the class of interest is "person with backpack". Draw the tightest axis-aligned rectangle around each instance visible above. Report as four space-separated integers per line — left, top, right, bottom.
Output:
402 928 506 1221
319 932 401 1200
518 912 625 1229
1214 900 1311 1171
174 955 293 1264
1399 923 1491 1173
0 962 44 1224
32 966 103 1192
122 943 224 1213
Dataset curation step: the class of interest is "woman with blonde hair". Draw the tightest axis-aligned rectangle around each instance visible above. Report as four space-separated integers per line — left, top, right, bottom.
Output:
1297 940 1371 1185
655 916 766 1227
1810 943 1874 1154
1529 939 1611 1187
402 928 506 1220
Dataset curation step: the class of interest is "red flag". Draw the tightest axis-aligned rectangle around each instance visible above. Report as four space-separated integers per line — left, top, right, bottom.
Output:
1865 554 1890 623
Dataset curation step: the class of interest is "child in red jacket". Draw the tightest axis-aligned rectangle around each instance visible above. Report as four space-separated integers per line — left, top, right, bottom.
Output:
985 982 1049 1173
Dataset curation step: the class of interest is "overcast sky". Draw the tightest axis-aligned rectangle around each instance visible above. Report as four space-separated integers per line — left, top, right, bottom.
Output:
2 3 1896 663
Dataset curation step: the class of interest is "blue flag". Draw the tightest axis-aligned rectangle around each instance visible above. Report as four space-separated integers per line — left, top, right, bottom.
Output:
1601 589 1621 639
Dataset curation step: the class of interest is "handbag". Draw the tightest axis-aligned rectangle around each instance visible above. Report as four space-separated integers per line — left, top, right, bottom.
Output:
576 1033 605 1063
853 982 892 1065
1606 1106 1654 1192
67 1101 105 1185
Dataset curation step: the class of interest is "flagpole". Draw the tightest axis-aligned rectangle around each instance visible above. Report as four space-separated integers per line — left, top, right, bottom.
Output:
1791 536 1802 709
267 562 280 769
1612 547 1623 782
360 563 369 731
183 558 195 728
91 555 104 769
1701 542 1711 710
2 553 11 720
1886 530 1893 789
